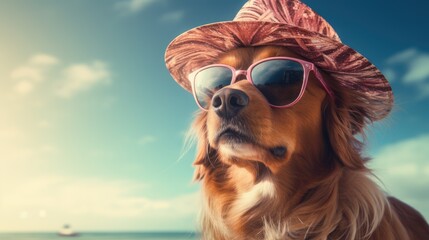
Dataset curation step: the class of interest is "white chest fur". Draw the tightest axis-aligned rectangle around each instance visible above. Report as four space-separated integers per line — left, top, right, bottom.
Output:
231 177 276 217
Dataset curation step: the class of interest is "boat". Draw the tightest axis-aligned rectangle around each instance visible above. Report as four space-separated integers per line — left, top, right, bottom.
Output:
57 224 79 237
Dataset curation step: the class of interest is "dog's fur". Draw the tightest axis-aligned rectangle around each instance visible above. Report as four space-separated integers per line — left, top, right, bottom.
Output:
189 46 429 239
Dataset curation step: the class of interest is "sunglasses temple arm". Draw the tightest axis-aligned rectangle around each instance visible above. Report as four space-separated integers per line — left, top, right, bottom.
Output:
313 67 335 99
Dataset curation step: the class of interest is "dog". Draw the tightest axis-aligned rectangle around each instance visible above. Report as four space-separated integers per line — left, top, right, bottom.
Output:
189 46 429 239
164 0 429 239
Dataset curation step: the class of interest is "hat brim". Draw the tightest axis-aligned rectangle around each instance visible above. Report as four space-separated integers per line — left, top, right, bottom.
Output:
165 21 393 121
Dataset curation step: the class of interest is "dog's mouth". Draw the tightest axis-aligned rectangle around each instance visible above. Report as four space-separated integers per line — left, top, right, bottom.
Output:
214 125 287 163
215 126 255 145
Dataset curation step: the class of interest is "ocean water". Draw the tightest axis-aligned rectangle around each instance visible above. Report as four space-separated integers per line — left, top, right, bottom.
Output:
0 232 199 240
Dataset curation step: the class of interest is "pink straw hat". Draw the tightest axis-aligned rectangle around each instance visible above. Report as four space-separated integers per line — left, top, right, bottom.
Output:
165 0 393 121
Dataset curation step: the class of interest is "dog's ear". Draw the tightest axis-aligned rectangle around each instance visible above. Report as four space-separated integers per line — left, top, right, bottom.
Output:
190 112 217 182
193 141 218 181
193 138 209 181
324 89 369 170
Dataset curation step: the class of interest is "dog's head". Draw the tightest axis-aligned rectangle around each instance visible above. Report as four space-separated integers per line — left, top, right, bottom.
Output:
192 46 369 181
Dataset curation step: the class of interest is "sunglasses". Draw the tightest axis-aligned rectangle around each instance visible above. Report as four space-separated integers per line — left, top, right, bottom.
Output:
190 57 334 110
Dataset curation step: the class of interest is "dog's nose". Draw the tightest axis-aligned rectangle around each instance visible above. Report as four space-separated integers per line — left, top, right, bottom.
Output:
212 88 249 119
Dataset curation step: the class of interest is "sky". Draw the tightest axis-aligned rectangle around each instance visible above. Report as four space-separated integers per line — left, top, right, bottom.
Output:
0 0 428 233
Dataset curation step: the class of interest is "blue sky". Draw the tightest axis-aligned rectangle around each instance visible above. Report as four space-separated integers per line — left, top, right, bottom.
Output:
0 0 428 232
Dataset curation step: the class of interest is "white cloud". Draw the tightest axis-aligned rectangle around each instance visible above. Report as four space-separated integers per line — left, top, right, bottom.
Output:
386 48 418 65
56 61 111 98
115 0 157 14
10 54 59 95
160 10 185 22
0 175 199 231
0 130 198 231
14 80 35 94
29 54 59 66
372 135 429 176
11 54 59 82
11 66 45 82
9 54 111 98
138 135 156 145
385 49 429 98
370 135 429 220
386 163 418 176
403 54 429 83
0 120 198 230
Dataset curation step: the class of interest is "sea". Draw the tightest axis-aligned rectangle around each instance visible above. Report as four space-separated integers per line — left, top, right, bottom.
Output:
0 232 199 240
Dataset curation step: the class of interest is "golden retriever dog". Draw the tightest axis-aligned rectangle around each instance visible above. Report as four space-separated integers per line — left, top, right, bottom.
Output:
164 0 429 239
189 46 429 239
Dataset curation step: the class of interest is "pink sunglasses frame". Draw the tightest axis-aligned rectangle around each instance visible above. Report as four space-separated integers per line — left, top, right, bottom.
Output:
190 56 334 111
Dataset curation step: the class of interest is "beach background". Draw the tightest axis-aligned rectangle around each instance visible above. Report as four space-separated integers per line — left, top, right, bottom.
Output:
0 0 428 237
0 232 198 240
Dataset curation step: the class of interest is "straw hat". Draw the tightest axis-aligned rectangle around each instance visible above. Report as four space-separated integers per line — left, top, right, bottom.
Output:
165 0 393 121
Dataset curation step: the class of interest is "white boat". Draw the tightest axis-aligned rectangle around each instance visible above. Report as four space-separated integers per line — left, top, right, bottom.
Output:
58 224 79 237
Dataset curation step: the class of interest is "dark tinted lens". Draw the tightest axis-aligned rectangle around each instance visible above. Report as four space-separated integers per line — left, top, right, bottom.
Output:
251 60 304 106
194 66 232 109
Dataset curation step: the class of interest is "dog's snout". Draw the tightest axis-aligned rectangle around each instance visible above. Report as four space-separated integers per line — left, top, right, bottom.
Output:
212 88 249 119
